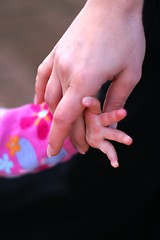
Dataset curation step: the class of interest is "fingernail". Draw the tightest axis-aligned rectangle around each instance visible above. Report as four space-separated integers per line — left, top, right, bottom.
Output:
111 160 119 168
124 136 133 145
82 97 91 106
75 145 86 155
47 144 53 158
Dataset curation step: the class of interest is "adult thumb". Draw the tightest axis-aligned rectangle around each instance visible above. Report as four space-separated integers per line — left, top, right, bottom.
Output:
103 69 141 113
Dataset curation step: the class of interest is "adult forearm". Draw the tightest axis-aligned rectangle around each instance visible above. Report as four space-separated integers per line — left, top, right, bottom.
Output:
87 0 144 14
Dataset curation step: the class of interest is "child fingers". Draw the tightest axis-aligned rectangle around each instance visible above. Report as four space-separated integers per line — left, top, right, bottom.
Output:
99 141 119 168
103 128 133 145
99 108 127 126
82 97 101 115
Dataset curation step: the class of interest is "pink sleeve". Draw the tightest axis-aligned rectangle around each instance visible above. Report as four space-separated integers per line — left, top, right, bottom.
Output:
0 103 77 178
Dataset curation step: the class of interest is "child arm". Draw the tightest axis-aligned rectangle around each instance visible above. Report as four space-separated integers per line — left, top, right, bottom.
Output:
0 103 76 178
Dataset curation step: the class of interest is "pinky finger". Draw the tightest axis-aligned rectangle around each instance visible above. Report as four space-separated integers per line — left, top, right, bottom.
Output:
99 141 119 168
35 50 55 104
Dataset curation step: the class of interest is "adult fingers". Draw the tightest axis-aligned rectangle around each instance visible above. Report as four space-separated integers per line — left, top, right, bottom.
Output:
70 114 89 154
44 68 62 114
103 69 141 112
35 51 55 104
47 87 85 156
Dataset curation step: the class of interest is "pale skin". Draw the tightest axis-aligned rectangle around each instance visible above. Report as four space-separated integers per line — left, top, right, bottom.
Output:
35 0 145 157
82 96 132 168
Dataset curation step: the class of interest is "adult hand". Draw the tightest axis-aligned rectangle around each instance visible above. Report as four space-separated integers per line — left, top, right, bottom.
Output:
35 0 145 156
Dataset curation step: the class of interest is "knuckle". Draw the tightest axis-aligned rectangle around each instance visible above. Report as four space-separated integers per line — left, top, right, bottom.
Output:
57 55 72 78
35 79 42 94
110 100 125 110
44 95 56 114
128 68 142 86
53 110 66 125
71 69 96 95
135 70 142 83
44 94 55 112
37 63 44 77
76 68 93 82
44 93 49 104
86 133 97 148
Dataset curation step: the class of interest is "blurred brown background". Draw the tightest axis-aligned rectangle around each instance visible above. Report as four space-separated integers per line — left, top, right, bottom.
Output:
0 0 85 107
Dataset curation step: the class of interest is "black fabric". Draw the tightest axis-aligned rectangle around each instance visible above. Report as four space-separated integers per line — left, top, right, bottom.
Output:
0 1 160 239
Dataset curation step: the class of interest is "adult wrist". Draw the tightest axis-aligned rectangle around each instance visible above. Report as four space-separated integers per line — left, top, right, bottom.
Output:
86 0 144 15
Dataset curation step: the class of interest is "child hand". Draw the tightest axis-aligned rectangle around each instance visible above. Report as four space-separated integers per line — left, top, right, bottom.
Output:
82 97 133 168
